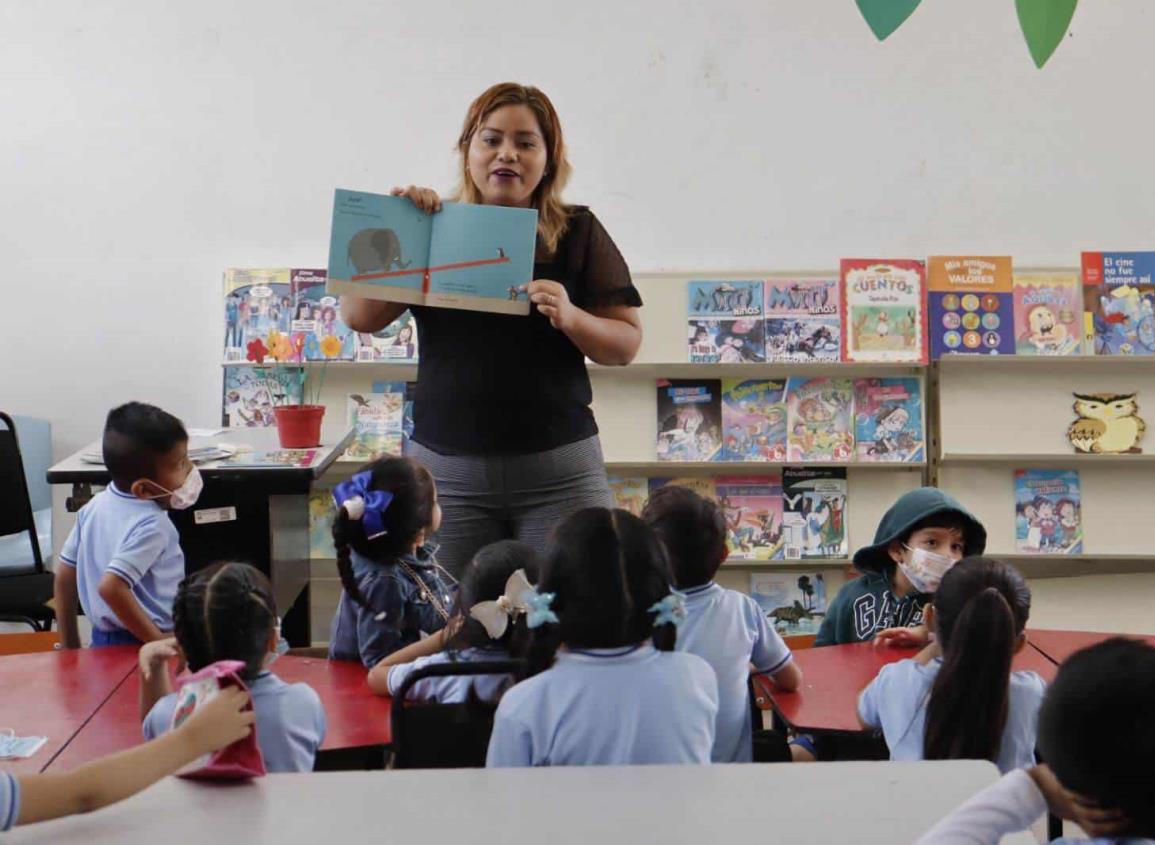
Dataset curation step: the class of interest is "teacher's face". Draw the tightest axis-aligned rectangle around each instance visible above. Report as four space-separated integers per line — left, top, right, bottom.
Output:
467 104 547 208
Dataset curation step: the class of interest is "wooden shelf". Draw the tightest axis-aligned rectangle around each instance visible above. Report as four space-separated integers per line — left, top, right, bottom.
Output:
604 461 926 475
222 360 418 377
938 354 1155 368
988 555 1155 580
589 362 924 378
939 453 1155 466
722 558 852 570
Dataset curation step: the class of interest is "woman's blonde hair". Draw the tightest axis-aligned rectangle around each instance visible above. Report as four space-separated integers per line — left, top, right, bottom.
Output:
454 83 572 254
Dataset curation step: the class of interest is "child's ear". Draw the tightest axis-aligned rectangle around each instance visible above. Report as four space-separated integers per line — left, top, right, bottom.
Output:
130 478 161 500
719 547 730 565
1013 631 1027 655
887 540 906 564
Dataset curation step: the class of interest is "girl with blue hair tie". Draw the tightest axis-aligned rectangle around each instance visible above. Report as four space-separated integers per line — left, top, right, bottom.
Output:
486 507 719 767
327 457 458 668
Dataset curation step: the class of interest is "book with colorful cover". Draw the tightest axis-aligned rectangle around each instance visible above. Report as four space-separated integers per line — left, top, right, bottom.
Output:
222 366 302 428
763 278 841 363
401 381 415 450
647 476 718 500
355 309 419 362
781 468 848 559
607 477 649 517
1014 469 1083 554
656 379 723 462
927 256 1014 357
716 475 785 561
342 383 406 463
1081 252 1155 355
749 572 828 636
687 281 766 363
840 259 928 363
785 377 854 463
854 377 924 463
308 486 336 560
224 449 318 468
1012 274 1082 356
328 189 537 316
223 268 293 362
721 379 787 462
290 268 356 361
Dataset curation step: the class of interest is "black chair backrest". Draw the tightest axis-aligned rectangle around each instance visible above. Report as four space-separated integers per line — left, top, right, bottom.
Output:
0 413 43 571
390 658 526 769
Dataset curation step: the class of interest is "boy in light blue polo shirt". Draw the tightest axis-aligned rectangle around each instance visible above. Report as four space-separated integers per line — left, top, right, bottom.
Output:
643 486 802 763
55 402 201 648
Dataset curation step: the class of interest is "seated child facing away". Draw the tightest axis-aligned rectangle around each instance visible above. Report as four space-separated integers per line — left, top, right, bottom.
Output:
486 507 719 768
916 637 1155 844
1 687 254 831
327 459 457 668
55 402 201 648
368 540 540 702
139 563 326 773
858 557 1045 774
642 486 801 763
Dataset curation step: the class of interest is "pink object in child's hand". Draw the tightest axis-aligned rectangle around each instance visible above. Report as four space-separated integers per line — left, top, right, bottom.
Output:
172 660 266 780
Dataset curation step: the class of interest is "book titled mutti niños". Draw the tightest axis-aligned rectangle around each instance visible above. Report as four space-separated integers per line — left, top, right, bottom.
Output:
840 259 928 364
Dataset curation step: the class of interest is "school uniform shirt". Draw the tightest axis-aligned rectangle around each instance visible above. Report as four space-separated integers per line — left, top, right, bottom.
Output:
858 657 1046 774
814 570 928 646
387 646 515 703
327 546 454 668
676 582 793 762
0 771 19 831
144 671 326 773
913 768 1153 845
59 483 184 635
486 643 718 767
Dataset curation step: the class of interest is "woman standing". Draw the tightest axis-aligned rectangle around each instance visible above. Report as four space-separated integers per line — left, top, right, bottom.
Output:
342 83 643 575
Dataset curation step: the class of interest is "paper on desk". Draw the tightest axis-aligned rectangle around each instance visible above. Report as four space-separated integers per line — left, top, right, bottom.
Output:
187 428 228 437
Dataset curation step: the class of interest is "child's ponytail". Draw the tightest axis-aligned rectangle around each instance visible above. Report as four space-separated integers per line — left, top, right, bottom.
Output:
923 557 1031 763
333 505 367 607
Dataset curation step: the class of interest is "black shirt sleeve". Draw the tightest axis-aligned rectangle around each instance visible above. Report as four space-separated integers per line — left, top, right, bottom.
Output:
568 210 643 310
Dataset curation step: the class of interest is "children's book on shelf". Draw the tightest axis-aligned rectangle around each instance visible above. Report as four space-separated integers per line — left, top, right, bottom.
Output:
327 189 537 315
291 268 356 361
687 281 766 363
656 379 723 462
224 449 318 468
927 256 1014 357
785 377 854 462
607 477 649 517
1012 274 1083 356
1081 251 1155 356
223 269 293 362
749 572 828 636
854 377 924 463
222 366 302 428
308 486 336 560
355 309 419 362
342 382 406 463
763 278 841 363
648 476 718 500
1014 469 1083 554
840 259 928 363
781 468 848 559
721 379 787 462
716 476 785 561
401 381 415 450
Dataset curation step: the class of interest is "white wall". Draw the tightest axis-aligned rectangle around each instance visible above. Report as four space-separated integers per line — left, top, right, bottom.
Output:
4 1 1155 585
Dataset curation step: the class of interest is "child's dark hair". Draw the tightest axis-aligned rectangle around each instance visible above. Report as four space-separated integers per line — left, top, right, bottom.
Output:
173 562 277 680
333 457 437 607
527 508 678 676
642 485 726 589
1038 637 1155 835
923 557 1030 763
102 402 188 489
446 540 540 654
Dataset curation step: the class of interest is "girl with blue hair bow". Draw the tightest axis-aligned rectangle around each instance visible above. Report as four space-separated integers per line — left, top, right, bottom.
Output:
327 458 458 668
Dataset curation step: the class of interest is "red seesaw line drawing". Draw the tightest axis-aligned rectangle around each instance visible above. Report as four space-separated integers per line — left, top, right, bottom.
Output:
351 255 511 292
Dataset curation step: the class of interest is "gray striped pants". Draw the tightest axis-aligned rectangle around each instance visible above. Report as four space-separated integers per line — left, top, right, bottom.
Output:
405 436 613 577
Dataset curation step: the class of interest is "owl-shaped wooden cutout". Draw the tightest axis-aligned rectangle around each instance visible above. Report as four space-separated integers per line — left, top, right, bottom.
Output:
1068 392 1147 454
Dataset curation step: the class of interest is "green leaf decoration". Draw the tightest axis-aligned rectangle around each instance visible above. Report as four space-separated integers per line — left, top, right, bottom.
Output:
1016 0 1078 68
856 0 923 41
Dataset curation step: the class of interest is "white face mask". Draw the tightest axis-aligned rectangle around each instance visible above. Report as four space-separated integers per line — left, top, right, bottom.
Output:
144 466 203 510
898 544 957 594
0 728 47 760
265 619 290 668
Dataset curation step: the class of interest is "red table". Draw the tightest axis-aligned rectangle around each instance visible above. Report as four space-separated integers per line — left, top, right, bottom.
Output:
44 655 392 772
763 641 1058 734
1027 628 1155 666
0 647 137 775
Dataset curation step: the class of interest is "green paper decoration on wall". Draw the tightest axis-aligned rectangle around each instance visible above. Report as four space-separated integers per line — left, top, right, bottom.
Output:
1016 0 1078 68
856 0 923 41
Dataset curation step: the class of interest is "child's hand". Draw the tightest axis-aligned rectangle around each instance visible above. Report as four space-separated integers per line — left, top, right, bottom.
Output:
178 687 255 752
139 637 182 681
391 185 442 214
872 625 929 649
1028 765 1128 837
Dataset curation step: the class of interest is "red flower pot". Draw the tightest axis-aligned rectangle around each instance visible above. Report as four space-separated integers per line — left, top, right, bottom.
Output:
273 405 325 449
